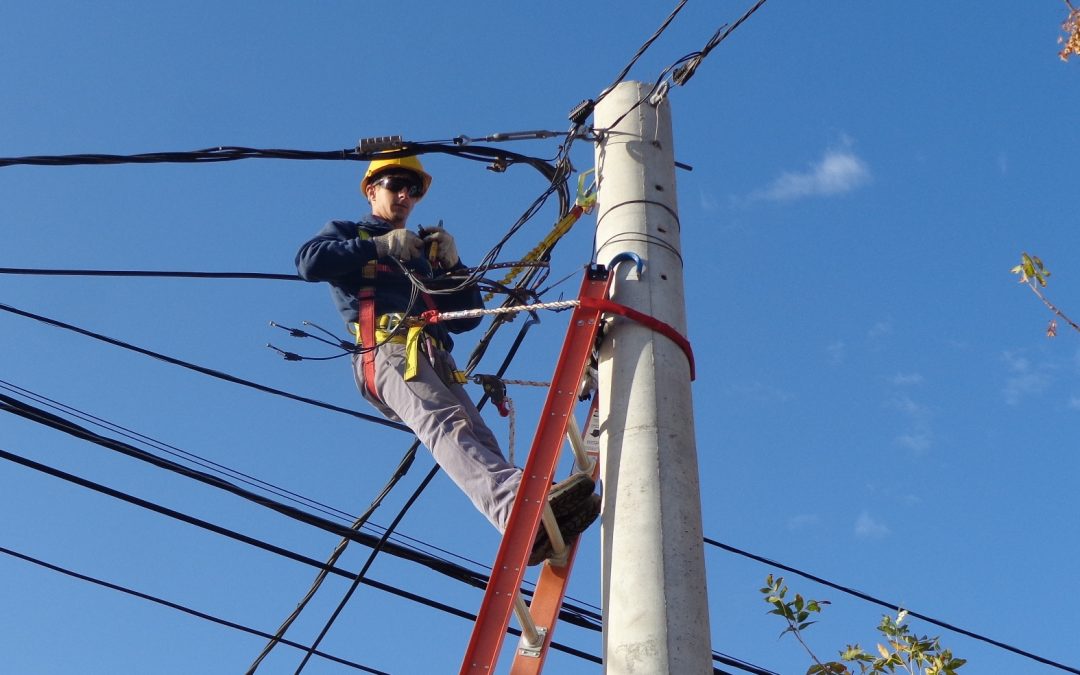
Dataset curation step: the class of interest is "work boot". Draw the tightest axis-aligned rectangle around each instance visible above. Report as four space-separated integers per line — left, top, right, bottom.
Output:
528 493 602 566
528 529 558 567
557 493 601 539
546 473 595 520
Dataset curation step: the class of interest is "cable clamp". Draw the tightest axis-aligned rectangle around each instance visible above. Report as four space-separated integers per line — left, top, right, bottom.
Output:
568 99 595 125
576 169 597 212
649 80 670 107
357 136 404 153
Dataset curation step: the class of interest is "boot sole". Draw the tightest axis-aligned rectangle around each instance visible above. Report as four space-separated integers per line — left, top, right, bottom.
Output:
547 473 595 520
528 494 601 566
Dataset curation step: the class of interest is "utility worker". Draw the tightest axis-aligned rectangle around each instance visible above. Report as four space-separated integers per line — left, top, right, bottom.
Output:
295 154 599 564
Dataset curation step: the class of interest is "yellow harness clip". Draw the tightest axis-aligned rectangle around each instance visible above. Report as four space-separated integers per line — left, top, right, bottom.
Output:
403 324 426 381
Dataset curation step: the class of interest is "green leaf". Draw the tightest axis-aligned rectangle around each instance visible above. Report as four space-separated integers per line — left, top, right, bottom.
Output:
841 645 871 662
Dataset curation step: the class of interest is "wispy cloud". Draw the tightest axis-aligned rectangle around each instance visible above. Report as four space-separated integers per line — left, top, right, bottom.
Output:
891 373 925 386
855 511 890 539
868 319 893 339
699 189 720 213
749 141 871 203
827 340 847 365
725 380 794 403
887 394 929 417
896 432 932 453
787 514 821 531
886 393 934 454
1002 350 1053 405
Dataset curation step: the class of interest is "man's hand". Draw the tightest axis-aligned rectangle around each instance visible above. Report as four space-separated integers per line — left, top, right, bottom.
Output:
372 229 423 261
421 226 460 268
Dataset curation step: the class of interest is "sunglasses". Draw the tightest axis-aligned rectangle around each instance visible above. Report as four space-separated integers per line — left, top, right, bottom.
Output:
374 175 424 198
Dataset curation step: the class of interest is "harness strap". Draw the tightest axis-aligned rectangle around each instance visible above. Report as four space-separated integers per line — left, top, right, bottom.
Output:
358 287 381 402
355 284 445 402
355 224 452 398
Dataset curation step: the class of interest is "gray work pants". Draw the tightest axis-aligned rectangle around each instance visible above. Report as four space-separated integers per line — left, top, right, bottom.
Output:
352 342 521 531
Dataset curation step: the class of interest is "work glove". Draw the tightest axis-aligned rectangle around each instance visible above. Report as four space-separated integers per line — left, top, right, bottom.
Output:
372 228 423 261
420 225 460 268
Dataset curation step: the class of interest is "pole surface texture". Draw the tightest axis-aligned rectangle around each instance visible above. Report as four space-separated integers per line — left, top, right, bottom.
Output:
593 81 712 674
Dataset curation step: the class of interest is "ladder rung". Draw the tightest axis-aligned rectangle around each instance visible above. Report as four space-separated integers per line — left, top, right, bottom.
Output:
513 592 546 655
565 416 596 475
540 503 570 566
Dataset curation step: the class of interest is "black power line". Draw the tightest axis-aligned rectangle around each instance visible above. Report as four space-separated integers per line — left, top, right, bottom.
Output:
0 446 607 665
0 383 771 672
0 393 469 576
0 299 409 431
704 537 1080 675
0 377 362 523
594 0 690 106
8 389 1056 675
0 390 608 624
0 141 557 179
0 375 502 580
0 267 301 280
1 337 771 671
0 543 389 674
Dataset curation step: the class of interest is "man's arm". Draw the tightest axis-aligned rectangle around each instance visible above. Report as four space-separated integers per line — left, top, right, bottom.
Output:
437 261 484 333
295 221 378 282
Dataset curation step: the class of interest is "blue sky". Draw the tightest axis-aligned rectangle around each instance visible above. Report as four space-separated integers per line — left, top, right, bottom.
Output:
3 2 1079 673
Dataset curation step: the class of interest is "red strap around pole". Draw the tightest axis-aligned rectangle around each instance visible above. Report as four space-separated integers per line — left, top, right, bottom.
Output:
579 296 696 380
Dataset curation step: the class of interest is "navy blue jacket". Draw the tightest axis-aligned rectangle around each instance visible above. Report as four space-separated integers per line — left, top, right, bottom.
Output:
295 216 483 350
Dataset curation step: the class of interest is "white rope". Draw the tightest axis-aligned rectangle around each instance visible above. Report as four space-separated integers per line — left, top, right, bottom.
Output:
432 299 580 322
501 379 551 388
506 398 516 466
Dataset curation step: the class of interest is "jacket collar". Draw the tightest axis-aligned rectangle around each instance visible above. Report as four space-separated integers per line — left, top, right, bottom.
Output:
359 214 395 234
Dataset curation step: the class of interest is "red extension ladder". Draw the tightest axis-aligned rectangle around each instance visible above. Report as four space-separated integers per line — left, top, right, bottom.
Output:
459 265 612 674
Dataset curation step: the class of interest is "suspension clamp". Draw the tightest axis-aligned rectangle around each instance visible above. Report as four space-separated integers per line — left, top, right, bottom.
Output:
357 136 404 154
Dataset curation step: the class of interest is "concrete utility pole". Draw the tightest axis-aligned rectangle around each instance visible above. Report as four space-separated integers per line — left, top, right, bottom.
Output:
593 81 712 674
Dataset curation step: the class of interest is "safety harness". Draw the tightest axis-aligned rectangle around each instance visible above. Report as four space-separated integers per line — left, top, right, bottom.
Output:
353 230 464 403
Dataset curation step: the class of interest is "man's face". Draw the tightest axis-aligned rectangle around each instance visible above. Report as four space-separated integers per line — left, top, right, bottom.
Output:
366 171 423 228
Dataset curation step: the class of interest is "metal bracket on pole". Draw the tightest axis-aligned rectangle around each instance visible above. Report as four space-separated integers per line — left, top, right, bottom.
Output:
609 251 646 277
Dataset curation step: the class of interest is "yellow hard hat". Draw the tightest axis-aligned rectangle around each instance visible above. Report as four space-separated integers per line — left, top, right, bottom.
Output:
360 154 432 198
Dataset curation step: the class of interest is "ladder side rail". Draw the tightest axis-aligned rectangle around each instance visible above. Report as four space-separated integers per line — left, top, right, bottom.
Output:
509 398 601 675
459 270 610 675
